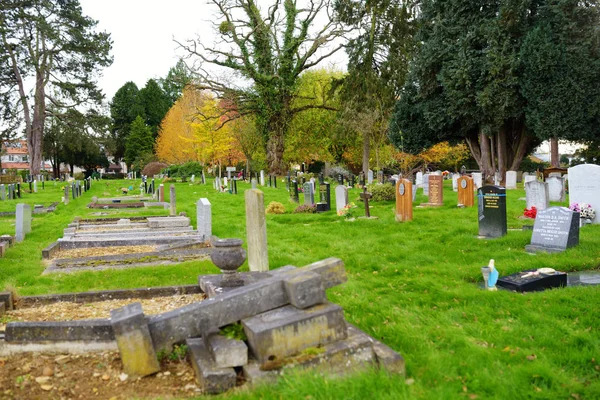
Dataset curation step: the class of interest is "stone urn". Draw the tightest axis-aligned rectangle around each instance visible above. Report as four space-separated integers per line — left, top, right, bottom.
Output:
210 238 246 287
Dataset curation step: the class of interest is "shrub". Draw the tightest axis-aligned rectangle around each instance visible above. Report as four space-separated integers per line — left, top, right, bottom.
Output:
266 201 285 214
142 162 168 177
167 161 203 178
368 183 395 202
74 172 85 180
293 204 317 214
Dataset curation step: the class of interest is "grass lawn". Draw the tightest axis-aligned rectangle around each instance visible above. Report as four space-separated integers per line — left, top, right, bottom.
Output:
0 177 598 399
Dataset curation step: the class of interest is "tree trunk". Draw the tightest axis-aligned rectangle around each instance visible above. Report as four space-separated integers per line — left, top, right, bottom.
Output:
550 137 559 167
362 131 370 176
478 129 494 182
266 132 285 175
497 127 507 185
28 71 46 176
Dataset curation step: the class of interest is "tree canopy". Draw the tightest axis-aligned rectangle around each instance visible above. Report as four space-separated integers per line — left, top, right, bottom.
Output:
390 0 600 180
176 0 347 174
0 0 112 174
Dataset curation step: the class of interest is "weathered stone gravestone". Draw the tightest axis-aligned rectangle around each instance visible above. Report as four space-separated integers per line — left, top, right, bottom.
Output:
197 198 212 240
420 175 443 207
335 185 348 213
395 179 413 222
0 184 5 201
422 174 430 196
15 203 32 242
477 185 507 238
303 182 314 205
525 207 579 253
568 163 600 224
505 171 517 189
452 174 459 192
472 172 483 190
524 174 537 184
260 170 265 186
525 181 549 211
245 189 269 272
457 176 474 207
158 184 165 202
169 185 176 216
367 169 373 184
546 176 566 202
63 186 69 205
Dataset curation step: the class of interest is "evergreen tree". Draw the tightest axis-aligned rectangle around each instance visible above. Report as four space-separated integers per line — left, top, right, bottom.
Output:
139 79 172 139
125 116 154 169
160 59 194 103
109 82 144 162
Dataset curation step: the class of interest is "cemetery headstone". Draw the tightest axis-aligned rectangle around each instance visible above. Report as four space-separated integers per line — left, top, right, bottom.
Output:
457 176 474 207
191 174 195 183
546 176 566 202
64 186 69 205
260 170 265 186
359 172 365 187
16 183 21 198
226 166 236 180
472 172 483 190
318 172 325 184
303 182 314 205
251 178 257 189
360 187 373 218
349 174 355 188
232 178 238 194
525 207 579 253
245 189 269 272
286 173 291 191
421 175 443 206
273 175 277 188
34 180 38 193
452 173 459 192
316 182 331 212
505 171 517 189
0 184 4 201
169 184 176 216
377 170 384 184
290 180 299 203
197 198 212 240
335 185 348 213
337 174 344 186
524 174 537 184
395 179 413 222
422 174 430 196
15 203 32 242
368 170 374 184
568 163 600 223
517 171 523 183
477 185 507 238
158 184 165 202
525 181 549 211
416 171 423 187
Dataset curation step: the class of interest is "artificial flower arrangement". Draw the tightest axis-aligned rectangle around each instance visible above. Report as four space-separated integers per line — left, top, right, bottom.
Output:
337 202 357 219
569 203 596 221
523 206 537 219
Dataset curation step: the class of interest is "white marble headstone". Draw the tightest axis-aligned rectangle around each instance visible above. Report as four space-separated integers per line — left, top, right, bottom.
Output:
368 170 374 184
525 181 549 210
568 164 600 224
546 176 565 202
416 172 423 187
423 174 430 196
335 185 348 213
472 173 483 190
505 171 517 189
452 174 459 192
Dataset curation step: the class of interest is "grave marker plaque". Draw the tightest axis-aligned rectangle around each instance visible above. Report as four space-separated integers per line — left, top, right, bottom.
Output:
525 207 579 253
420 175 443 207
395 179 413 222
457 176 474 207
477 185 507 238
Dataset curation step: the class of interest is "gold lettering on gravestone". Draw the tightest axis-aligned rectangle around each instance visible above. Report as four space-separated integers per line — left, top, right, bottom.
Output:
428 176 443 205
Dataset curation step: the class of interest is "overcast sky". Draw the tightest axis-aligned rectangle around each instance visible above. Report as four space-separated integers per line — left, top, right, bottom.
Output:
79 0 347 102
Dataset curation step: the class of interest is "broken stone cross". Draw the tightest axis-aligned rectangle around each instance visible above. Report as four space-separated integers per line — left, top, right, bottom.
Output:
360 187 372 218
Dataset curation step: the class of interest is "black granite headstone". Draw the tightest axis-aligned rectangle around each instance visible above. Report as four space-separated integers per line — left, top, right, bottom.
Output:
477 185 507 238
337 174 344 186
497 269 567 292
290 180 299 203
349 174 355 187
316 182 330 212
525 207 579 253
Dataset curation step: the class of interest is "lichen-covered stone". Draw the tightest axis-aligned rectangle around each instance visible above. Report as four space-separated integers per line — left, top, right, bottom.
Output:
110 302 160 377
283 271 325 309
207 334 248 368
187 337 236 394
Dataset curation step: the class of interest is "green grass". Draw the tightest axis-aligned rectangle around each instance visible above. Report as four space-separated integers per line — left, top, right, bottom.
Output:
0 178 598 399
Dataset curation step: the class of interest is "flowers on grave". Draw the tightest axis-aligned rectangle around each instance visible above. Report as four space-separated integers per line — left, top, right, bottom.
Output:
569 203 595 221
523 206 537 219
442 170 449 177
337 202 357 219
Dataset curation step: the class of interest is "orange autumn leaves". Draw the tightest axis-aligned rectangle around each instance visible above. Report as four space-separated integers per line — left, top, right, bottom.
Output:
155 87 244 166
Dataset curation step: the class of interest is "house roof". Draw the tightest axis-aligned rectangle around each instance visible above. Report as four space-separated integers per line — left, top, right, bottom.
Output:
2 140 28 155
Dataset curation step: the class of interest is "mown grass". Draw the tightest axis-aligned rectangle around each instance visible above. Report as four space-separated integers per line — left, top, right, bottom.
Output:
0 177 598 399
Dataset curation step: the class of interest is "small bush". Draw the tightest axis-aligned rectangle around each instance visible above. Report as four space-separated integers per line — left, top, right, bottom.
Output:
368 183 395 202
74 172 85 180
142 162 168 177
293 204 316 213
266 201 285 214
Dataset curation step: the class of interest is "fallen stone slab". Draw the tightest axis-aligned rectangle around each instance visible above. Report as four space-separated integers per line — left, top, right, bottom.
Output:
148 258 346 352
207 334 248 368
111 302 161 377
144 202 170 209
56 235 203 249
242 324 376 385
242 302 347 364
63 227 194 239
4 319 114 342
0 339 117 357
186 337 237 394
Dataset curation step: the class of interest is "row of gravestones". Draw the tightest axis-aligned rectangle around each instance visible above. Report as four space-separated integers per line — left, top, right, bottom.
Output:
0 183 22 201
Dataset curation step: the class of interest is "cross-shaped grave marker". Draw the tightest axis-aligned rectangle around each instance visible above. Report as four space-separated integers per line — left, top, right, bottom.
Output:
360 186 372 218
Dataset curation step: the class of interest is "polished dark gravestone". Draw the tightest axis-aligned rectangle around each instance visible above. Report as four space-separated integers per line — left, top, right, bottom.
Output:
497 269 567 292
525 207 579 253
477 185 507 238
316 182 331 212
